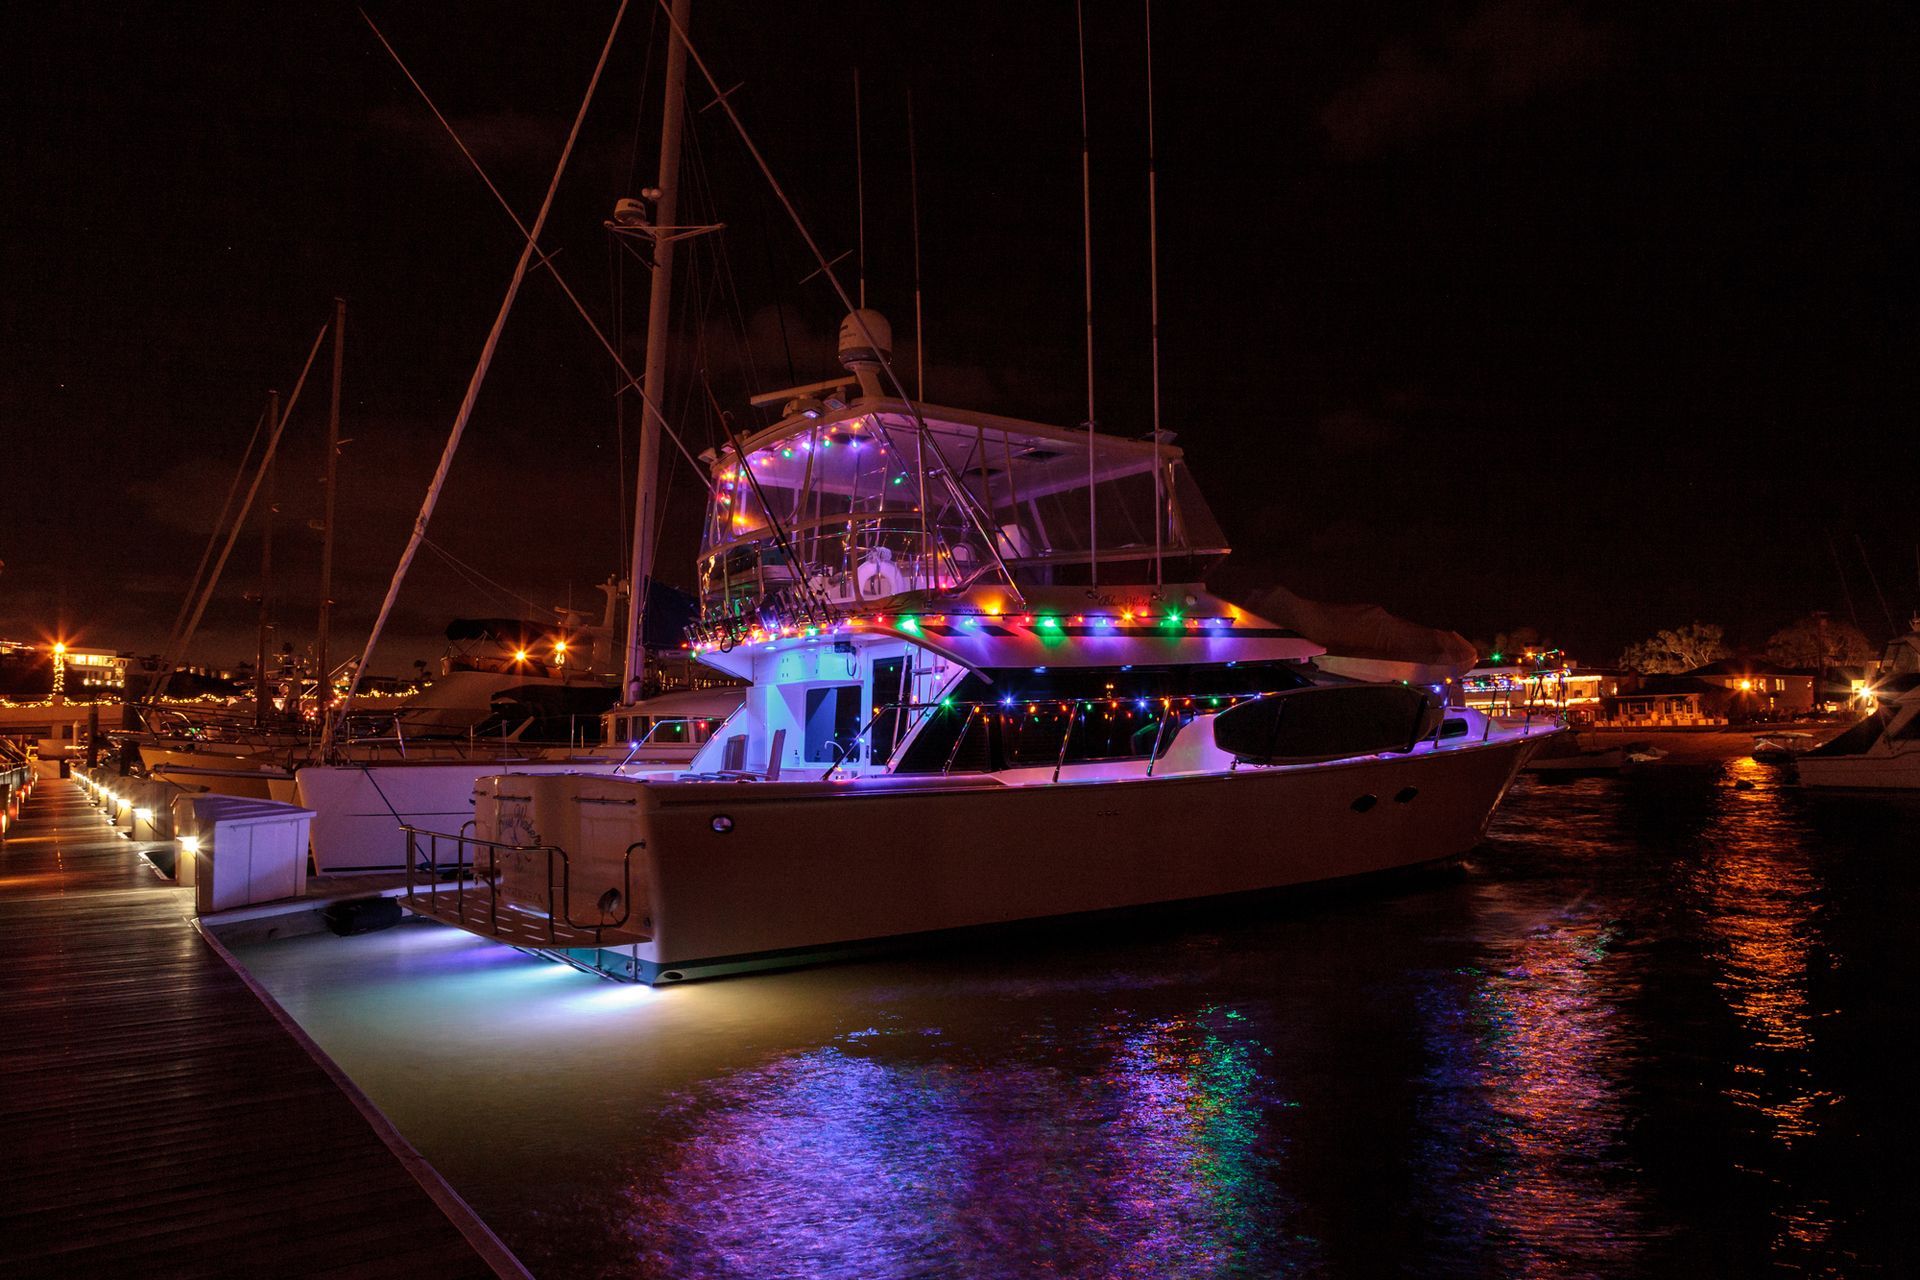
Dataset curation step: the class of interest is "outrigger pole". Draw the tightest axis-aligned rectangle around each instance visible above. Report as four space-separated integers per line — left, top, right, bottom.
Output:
327 0 632 754
1144 0 1165 590
1077 0 1099 589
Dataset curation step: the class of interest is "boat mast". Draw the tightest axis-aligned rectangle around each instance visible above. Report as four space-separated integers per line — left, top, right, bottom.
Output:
254 389 279 722
315 296 344 738
622 0 692 704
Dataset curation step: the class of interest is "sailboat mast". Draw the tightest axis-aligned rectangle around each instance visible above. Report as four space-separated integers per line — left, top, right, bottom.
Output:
623 0 692 703
315 296 344 733
254 389 279 723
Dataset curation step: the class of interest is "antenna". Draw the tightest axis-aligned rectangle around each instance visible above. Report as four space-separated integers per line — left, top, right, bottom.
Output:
1077 0 1098 589
1144 0 1164 588
854 68 867 309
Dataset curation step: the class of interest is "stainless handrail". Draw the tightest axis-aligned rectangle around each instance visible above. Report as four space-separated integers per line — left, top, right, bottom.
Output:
402 822 642 945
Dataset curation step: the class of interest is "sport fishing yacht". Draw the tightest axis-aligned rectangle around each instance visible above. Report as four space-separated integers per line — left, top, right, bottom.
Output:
402 314 1556 980
1797 623 1920 789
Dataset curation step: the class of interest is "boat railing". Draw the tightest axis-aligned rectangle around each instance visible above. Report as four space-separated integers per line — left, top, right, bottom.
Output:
698 515 997 645
401 823 647 948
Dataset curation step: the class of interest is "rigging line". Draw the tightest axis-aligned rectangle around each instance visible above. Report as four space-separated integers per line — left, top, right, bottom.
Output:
1826 531 1862 631
757 190 798 385
152 325 329 702
623 1 662 191
358 5 713 497
1077 0 1097 589
1144 0 1164 589
611 230 631 575
330 0 631 757
1856 533 1896 634
420 536 555 617
653 0 1024 604
686 109 764 396
422 539 518 613
165 404 267 661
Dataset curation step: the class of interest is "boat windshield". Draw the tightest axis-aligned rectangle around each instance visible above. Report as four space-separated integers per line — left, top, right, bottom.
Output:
698 408 1228 621
888 661 1312 773
1882 636 1920 678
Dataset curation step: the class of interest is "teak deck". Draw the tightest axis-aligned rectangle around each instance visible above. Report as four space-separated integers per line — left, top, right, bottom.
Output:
0 779 523 1278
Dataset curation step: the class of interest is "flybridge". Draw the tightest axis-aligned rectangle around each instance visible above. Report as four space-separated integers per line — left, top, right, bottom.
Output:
695 394 1231 650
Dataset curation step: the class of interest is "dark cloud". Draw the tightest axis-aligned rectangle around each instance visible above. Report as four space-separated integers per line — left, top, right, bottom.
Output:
1321 1 1613 159
1313 408 1405 455
366 103 571 176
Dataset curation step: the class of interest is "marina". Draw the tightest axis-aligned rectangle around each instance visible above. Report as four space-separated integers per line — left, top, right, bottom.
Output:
4 1 1917 1275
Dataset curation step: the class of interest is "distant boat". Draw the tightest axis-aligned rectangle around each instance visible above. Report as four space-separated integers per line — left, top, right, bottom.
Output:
1751 731 1815 763
1796 624 1920 790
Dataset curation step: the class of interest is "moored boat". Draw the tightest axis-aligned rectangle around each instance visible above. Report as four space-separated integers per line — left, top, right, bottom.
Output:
1796 625 1920 789
404 311 1555 980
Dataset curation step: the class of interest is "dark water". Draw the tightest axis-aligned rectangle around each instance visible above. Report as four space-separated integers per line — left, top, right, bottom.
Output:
237 755 1920 1277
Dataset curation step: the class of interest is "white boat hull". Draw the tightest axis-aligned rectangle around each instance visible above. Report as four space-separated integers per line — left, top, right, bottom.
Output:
1796 752 1920 790
462 731 1539 981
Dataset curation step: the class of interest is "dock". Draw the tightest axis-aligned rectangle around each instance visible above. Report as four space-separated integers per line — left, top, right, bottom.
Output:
0 778 526 1278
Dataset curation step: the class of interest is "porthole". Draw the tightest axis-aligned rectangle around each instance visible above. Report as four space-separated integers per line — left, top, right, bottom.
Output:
1351 794 1378 813
711 815 734 834
1394 787 1419 804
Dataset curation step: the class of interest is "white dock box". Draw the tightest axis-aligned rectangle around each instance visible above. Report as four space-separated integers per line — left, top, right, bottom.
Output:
176 795 315 914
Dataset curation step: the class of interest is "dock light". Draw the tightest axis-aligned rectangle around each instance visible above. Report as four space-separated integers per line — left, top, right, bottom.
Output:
52 641 66 656
134 808 153 824
1737 679 1753 691
178 835 201 855
553 640 567 654
513 648 529 663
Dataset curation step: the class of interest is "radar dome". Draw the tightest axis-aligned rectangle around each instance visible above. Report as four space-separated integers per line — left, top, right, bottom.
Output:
836 309 893 370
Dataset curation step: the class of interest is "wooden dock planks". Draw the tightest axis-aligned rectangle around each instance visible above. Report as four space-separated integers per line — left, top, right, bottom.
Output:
0 781 523 1279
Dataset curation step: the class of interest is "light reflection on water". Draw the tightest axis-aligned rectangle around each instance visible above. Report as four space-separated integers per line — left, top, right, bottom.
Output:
232 746 1920 1278
624 1014 1299 1280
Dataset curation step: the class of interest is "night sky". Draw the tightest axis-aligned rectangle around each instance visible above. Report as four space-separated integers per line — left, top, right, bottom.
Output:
2 2 1915 674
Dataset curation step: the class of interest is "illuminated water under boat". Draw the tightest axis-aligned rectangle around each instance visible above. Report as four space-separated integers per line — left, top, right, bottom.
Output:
397 312 1556 981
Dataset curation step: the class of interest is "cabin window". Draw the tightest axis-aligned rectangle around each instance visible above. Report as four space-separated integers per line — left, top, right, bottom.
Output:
803 685 864 763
